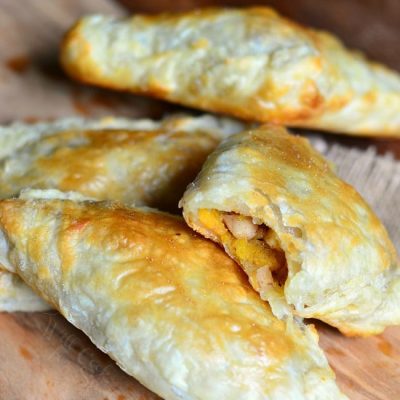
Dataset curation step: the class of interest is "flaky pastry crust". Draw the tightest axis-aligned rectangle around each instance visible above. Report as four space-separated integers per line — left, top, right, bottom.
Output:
0 115 243 312
61 8 400 137
181 125 400 336
0 190 346 400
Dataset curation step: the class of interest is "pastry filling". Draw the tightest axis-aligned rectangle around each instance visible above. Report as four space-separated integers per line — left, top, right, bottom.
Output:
198 209 288 310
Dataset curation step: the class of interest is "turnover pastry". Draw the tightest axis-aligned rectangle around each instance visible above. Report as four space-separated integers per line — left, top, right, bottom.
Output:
61 7 400 137
0 189 346 400
0 114 243 209
0 114 243 312
181 124 400 336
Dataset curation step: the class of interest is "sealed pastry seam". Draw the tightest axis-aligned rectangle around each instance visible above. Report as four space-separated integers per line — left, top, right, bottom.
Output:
0 189 347 400
181 124 400 336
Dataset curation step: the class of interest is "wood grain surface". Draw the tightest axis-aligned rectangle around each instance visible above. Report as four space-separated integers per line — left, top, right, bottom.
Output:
0 311 399 400
0 0 171 122
0 311 160 400
0 1 399 399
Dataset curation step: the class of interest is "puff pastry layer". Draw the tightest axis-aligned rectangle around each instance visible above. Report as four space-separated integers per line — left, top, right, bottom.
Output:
0 269 48 311
0 114 242 210
181 124 400 336
0 190 346 400
0 114 243 312
61 7 400 137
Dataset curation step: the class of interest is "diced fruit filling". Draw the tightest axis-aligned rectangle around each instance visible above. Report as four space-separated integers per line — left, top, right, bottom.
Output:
198 209 288 294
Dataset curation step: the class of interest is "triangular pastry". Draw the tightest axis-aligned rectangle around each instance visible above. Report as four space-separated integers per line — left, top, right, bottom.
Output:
181 124 400 335
61 8 400 137
0 114 243 311
0 190 346 400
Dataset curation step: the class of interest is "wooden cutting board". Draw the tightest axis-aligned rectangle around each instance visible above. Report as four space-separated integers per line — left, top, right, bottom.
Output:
0 1 399 399
0 312 399 400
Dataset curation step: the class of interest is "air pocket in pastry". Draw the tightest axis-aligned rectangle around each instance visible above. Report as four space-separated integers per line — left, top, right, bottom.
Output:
181 124 400 336
0 269 49 311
